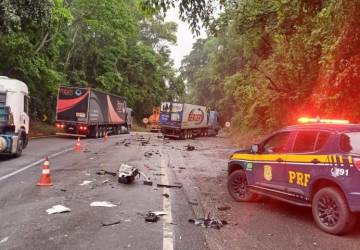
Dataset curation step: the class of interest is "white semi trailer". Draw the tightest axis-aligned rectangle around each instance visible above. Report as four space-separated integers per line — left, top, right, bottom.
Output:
0 76 30 156
159 102 220 139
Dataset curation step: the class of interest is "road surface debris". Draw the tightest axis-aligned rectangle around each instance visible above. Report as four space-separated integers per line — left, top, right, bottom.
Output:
118 164 140 184
217 205 231 211
144 211 168 223
46 205 71 214
157 183 183 188
90 201 117 208
79 180 92 186
188 217 227 229
101 220 121 227
96 170 116 176
186 145 195 151
0 237 9 244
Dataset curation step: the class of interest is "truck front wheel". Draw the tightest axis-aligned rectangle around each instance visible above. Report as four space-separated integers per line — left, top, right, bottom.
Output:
312 187 356 235
15 136 23 157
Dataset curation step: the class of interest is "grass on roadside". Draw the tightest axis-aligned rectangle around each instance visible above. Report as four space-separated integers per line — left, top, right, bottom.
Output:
29 120 56 138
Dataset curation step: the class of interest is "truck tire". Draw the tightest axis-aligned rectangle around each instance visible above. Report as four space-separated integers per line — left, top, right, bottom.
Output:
228 169 258 202
15 136 23 157
312 187 356 235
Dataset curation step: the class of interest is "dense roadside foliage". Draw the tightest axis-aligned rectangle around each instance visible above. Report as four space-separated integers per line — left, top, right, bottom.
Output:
164 0 360 132
0 0 185 121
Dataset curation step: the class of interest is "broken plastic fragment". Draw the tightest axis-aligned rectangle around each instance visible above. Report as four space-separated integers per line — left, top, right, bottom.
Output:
90 201 117 207
46 205 71 214
0 237 9 244
79 180 92 186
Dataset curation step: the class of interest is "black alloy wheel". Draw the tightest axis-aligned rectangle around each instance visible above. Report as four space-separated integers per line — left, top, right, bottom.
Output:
227 169 257 202
312 187 356 235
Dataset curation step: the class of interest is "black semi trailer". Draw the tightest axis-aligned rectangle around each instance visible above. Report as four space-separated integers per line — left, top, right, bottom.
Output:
56 87 132 138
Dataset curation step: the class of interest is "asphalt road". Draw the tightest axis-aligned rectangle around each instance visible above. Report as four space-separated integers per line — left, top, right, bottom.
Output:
1 133 360 250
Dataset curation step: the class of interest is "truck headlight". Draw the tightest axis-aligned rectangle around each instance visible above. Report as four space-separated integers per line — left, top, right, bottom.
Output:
0 137 7 152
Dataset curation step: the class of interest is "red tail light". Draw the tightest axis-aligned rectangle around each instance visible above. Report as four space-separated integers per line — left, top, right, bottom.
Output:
60 124 65 128
353 158 360 171
79 126 87 131
56 123 60 128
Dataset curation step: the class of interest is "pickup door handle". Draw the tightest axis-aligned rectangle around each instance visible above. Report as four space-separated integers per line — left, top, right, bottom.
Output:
276 158 284 162
311 159 320 164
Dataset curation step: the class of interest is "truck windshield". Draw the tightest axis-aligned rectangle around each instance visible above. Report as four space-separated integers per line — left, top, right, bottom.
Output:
340 132 360 154
161 102 183 112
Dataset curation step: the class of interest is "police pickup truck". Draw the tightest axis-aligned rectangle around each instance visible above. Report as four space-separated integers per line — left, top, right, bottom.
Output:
228 118 360 235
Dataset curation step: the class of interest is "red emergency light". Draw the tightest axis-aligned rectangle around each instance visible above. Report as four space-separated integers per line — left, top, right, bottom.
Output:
298 117 349 124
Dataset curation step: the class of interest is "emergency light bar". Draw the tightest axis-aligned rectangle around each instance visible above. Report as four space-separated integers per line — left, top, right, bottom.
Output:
298 117 349 124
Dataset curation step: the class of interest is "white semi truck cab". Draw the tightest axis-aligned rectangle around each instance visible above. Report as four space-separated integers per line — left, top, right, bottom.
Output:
0 76 30 156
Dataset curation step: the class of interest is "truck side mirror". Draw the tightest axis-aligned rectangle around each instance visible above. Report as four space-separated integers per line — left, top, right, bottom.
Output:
251 144 259 154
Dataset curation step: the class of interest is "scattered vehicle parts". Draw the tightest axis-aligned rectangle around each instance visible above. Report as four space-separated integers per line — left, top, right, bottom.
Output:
163 193 170 198
144 211 167 223
145 212 159 222
118 164 140 184
79 180 92 186
157 183 183 188
96 170 116 176
0 237 9 244
101 220 121 227
186 145 195 151
46 205 71 214
90 201 117 207
217 205 231 211
188 217 227 229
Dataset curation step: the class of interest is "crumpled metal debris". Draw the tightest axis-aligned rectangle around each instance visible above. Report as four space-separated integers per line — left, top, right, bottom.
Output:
144 211 168 223
188 217 227 229
90 201 117 207
46 205 71 214
186 145 195 151
118 164 140 184
118 164 152 185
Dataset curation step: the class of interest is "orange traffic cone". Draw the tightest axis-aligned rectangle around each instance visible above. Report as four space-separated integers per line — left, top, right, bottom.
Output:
74 137 82 152
37 157 53 186
103 132 109 143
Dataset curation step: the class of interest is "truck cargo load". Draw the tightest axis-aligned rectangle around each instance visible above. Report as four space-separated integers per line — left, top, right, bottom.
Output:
56 87 131 138
159 102 220 139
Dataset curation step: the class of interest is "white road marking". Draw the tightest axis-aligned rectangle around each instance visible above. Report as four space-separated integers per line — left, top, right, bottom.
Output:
0 147 73 182
160 149 174 250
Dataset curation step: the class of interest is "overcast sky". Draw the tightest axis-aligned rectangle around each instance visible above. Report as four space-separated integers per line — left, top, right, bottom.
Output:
165 8 207 69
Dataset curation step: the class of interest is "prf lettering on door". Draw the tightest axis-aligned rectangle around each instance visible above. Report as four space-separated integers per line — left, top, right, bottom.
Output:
288 171 310 187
